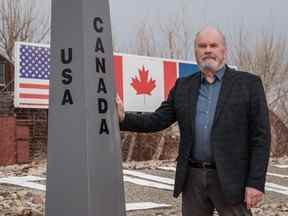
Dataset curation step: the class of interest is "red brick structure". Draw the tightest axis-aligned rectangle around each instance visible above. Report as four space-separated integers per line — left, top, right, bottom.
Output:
14 108 48 159
0 92 48 164
0 116 31 165
0 117 16 165
16 125 30 163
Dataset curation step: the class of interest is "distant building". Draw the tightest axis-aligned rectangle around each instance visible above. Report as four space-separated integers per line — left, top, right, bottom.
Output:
0 51 14 92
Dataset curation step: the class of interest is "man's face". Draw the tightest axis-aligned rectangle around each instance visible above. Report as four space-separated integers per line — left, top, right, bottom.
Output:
195 30 227 72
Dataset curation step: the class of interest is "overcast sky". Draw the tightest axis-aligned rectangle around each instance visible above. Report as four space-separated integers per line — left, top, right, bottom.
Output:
110 0 286 33
37 0 287 59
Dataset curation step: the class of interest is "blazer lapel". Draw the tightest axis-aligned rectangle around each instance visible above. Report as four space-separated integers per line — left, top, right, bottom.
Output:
213 67 237 125
188 72 201 123
186 73 201 152
181 72 200 159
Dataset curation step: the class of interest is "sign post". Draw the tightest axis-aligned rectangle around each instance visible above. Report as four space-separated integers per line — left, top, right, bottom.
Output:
45 0 126 215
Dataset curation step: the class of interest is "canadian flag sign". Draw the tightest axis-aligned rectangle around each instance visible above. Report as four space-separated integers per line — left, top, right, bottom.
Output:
114 53 199 112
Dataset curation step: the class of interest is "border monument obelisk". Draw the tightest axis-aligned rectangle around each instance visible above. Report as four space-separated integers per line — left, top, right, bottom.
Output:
45 0 126 215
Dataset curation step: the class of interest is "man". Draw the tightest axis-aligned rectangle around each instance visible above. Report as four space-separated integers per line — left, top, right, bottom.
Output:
116 26 271 216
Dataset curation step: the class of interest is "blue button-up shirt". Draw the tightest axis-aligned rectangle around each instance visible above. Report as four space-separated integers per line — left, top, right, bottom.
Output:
191 67 225 162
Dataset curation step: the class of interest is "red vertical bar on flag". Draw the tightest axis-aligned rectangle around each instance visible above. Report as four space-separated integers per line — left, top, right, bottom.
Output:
164 61 177 99
113 55 123 100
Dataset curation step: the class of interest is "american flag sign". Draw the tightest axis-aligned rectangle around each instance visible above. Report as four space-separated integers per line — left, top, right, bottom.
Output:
14 42 50 108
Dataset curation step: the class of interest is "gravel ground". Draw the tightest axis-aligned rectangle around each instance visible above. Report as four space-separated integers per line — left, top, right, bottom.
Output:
0 157 288 216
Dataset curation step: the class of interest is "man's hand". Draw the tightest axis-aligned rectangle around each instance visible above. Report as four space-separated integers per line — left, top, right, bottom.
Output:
244 187 263 209
116 94 125 122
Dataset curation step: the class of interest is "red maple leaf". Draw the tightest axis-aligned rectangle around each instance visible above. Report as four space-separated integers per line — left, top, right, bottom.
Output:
131 66 156 95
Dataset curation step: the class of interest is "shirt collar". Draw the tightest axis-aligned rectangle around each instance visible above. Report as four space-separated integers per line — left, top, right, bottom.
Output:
201 66 225 83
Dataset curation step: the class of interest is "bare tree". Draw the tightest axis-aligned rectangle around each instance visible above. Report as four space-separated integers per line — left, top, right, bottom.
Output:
159 9 194 60
0 0 50 61
134 22 158 57
231 30 288 94
116 6 194 61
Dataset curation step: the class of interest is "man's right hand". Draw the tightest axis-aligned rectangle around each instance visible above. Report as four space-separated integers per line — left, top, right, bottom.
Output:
116 94 125 122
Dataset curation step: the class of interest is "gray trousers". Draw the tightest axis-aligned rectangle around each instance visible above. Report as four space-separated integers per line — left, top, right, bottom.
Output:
182 167 252 216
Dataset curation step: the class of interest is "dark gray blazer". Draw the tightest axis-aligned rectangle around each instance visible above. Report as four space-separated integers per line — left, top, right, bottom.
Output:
120 66 271 204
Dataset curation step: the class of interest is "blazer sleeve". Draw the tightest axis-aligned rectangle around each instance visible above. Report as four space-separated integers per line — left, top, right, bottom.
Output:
246 76 271 192
119 79 178 133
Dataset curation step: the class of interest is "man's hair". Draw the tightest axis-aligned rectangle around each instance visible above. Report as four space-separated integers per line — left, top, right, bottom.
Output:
194 26 226 48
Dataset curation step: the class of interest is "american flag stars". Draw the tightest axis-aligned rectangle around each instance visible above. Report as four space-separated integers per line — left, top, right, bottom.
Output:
19 45 50 80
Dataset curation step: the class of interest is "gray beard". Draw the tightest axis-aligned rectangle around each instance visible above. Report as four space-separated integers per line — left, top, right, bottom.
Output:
200 62 214 71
